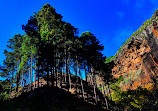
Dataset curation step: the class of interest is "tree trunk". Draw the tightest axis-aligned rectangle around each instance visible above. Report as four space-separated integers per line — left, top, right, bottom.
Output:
16 62 19 93
79 69 85 100
55 53 58 87
67 57 71 91
21 70 24 93
87 66 91 84
60 67 63 89
91 67 97 105
9 69 14 95
93 79 97 105
52 62 55 86
77 61 85 100
21 70 24 87
47 63 49 86
37 61 40 88
73 60 77 94
29 68 31 91
30 53 33 91
65 48 69 91
84 62 87 82
51 62 53 86
9 80 13 95
100 73 109 110
56 64 58 87
68 69 71 90
51 51 55 86
42 63 44 77
34 64 37 89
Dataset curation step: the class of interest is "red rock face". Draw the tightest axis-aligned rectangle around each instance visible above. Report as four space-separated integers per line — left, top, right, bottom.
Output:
112 23 158 91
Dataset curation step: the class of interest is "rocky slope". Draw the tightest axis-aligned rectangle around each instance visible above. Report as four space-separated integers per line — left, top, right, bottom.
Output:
111 10 158 91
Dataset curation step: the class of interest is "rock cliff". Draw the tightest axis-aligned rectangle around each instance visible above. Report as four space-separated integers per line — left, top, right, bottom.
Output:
112 10 158 91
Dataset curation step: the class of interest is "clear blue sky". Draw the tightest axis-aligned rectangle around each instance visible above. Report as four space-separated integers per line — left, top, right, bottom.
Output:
0 0 158 66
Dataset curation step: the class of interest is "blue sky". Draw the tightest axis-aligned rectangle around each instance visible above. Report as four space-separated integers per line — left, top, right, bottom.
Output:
0 0 158 67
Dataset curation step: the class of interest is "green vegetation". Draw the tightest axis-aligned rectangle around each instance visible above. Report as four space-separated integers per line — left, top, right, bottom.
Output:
0 3 107 110
109 86 157 110
0 79 10 101
107 75 158 111
105 56 113 63
0 3 158 111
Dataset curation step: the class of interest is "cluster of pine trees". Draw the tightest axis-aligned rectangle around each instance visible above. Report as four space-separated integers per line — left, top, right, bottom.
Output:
0 4 107 98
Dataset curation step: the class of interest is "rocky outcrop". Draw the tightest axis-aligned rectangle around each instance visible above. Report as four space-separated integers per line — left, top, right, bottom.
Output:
112 13 158 91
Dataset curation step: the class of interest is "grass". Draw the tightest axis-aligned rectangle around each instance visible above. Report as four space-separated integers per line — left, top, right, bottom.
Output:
105 56 113 63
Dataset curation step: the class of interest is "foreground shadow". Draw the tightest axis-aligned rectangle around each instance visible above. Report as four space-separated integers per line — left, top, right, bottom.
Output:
0 85 105 111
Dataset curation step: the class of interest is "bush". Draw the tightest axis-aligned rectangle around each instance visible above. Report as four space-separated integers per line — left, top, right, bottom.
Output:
0 92 10 101
0 93 5 101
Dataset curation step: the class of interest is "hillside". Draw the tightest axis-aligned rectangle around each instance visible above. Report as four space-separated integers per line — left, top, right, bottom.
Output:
1 74 106 111
0 3 108 111
96 9 158 110
1 3 158 111
1 85 104 111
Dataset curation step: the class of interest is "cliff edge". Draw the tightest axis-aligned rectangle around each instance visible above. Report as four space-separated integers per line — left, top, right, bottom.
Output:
112 10 158 91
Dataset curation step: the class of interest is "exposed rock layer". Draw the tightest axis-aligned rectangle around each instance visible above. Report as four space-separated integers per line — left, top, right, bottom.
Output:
112 20 158 91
